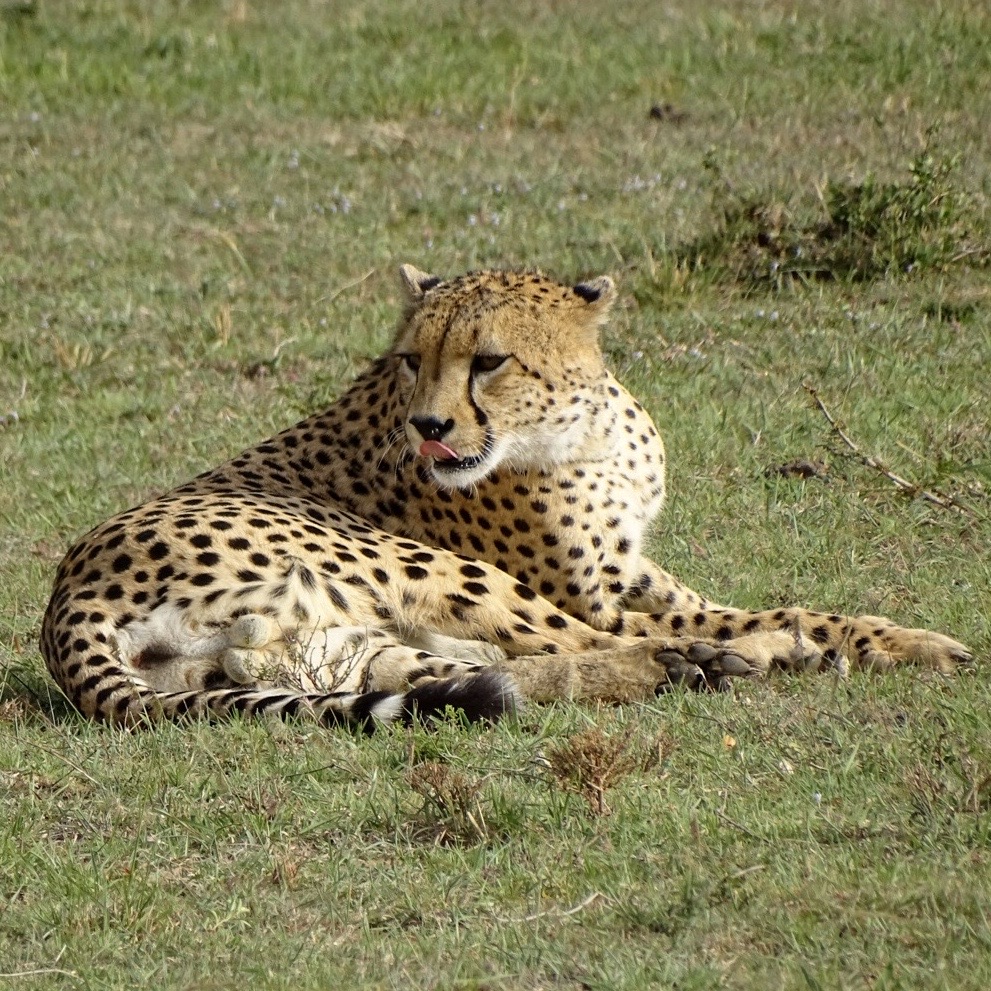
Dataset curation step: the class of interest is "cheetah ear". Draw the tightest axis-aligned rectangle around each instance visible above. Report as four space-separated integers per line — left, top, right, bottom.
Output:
399 264 443 302
572 276 616 323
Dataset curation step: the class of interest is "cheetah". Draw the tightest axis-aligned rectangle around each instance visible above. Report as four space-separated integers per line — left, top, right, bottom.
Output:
41 266 972 730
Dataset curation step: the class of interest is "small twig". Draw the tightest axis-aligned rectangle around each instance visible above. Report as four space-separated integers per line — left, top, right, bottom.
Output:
0 969 79 980
804 384 975 517
181 224 253 275
715 809 767 842
316 268 376 306
949 246 988 263
496 891 606 925
726 864 767 882
30 742 103 789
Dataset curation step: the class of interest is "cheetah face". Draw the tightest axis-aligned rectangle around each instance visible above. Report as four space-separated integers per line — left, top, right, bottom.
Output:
392 265 615 490
397 348 509 487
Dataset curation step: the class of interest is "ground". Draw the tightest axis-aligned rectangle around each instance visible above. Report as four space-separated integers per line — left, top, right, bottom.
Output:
1 1 990 988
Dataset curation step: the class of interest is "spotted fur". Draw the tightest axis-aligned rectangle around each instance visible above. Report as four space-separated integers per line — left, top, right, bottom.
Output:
40 266 972 730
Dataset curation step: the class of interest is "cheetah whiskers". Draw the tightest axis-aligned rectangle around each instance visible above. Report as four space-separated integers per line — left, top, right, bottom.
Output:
500 429 546 473
374 424 410 471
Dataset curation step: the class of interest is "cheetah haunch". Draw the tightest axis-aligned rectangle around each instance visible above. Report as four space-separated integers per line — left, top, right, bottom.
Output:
41 266 972 730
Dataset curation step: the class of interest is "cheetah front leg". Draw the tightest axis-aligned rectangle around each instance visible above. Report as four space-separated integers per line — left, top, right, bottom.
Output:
617 605 972 676
615 559 971 674
395 558 768 700
621 559 720 614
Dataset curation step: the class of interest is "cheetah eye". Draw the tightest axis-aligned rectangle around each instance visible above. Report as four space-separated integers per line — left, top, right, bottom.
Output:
398 353 421 373
470 354 508 375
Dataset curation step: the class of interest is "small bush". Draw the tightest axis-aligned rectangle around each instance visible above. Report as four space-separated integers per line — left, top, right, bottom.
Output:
684 150 985 287
544 724 675 816
406 761 496 846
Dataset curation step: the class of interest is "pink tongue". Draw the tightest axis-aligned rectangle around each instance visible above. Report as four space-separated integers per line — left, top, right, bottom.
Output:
419 439 460 460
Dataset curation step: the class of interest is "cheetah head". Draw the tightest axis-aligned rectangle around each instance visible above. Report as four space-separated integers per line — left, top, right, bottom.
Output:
391 264 616 490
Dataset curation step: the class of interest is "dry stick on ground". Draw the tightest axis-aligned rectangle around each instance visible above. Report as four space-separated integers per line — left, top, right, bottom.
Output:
316 268 376 306
804 383 977 518
0 970 81 980
494 891 607 925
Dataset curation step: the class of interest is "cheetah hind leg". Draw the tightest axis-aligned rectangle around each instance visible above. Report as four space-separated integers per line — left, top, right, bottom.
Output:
711 627 831 676
405 629 508 665
120 608 280 692
221 619 521 718
222 623 414 694
492 636 772 704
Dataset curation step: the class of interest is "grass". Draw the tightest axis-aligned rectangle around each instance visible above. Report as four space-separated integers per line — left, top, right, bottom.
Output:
1 0 990 987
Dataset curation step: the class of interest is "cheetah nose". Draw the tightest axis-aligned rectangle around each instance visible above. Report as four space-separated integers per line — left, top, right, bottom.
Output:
410 415 459 460
410 414 455 442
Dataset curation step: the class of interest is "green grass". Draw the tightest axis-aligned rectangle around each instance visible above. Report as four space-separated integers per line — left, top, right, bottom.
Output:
1 0 990 987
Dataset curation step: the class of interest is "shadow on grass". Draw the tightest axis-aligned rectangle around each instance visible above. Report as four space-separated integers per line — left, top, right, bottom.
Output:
1 659 80 725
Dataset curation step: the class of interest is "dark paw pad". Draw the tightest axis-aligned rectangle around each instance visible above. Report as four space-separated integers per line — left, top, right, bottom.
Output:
654 651 705 691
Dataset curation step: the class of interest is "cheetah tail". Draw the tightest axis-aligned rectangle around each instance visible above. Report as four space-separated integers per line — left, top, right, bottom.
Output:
79 670 521 733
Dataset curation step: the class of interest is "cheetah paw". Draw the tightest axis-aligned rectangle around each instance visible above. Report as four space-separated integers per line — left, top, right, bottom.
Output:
650 640 763 694
227 614 275 650
220 614 277 684
861 627 973 675
679 629 828 680
220 647 265 685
